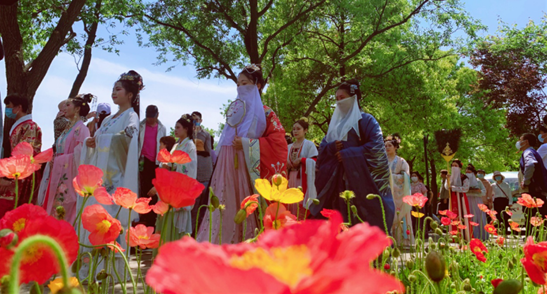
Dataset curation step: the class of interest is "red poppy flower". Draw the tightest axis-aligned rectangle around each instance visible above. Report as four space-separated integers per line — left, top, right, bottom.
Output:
484 224 498 236
440 217 451 226
152 168 204 208
438 210 448 216
446 210 458 220
129 224 161 249
470 239 488 263
402 193 428 208
0 214 78 285
478 203 489 212
81 204 123 245
321 209 338 219
496 237 505 246
532 217 544 227
470 221 479 227
457 224 466 230
0 155 37 180
112 187 152 214
146 211 404 294
518 193 544 208
73 165 104 197
241 194 259 217
464 214 474 218
157 149 191 164
491 278 504 288
522 236 547 284
12 142 53 165
263 202 297 230
151 201 169 216
510 221 521 232
0 204 48 233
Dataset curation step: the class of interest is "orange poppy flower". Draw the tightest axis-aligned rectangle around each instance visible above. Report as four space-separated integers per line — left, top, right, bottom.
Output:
12 142 53 165
157 149 191 164
0 207 78 285
522 236 547 284
477 203 489 212
518 193 544 208
402 193 428 208
241 194 259 217
152 168 204 208
0 155 37 180
531 217 544 227
438 210 448 216
485 224 498 235
451 220 461 226
151 201 169 216
457 224 466 230
129 224 161 249
93 187 114 205
263 202 297 230
510 221 521 232
112 187 152 214
146 211 404 294
496 237 505 246
470 239 488 263
73 165 104 197
81 204 123 245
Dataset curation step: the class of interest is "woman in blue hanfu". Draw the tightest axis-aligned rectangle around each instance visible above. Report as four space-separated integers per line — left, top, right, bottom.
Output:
312 79 395 232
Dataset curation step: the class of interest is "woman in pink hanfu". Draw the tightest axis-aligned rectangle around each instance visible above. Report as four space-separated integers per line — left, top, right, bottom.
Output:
197 65 288 244
42 94 92 224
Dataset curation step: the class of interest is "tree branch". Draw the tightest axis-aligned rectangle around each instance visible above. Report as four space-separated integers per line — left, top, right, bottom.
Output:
212 0 245 35
258 0 274 17
303 76 338 117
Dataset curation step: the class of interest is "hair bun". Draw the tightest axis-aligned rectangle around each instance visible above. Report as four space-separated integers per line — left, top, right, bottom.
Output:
119 70 144 91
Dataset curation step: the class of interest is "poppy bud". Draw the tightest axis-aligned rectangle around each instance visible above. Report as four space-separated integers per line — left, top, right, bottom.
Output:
492 279 522 294
56 206 66 221
408 275 417 282
71 259 82 273
463 281 472 291
351 205 358 215
340 190 355 201
272 174 283 186
234 209 247 224
508 260 514 269
312 199 320 205
366 194 378 200
435 228 444 235
431 221 438 230
208 204 215 212
96 269 109 280
297 186 303 192
425 251 446 282
392 248 401 258
210 195 220 209
0 276 9 294
383 249 390 258
0 229 17 249
406 260 414 269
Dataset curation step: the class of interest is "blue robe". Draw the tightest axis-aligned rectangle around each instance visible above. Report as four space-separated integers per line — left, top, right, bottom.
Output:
312 113 395 232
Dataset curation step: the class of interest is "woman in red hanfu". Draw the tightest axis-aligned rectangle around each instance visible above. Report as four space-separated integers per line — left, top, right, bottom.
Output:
448 159 473 242
197 65 288 244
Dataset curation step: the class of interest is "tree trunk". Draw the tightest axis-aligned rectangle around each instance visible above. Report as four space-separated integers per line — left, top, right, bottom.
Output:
246 0 260 64
69 0 102 98
429 157 438 215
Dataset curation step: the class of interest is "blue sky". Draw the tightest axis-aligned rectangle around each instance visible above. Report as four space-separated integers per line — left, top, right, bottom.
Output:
0 0 546 148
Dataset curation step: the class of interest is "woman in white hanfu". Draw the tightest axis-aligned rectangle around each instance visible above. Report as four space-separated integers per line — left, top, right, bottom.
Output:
77 70 143 280
156 114 198 240
384 134 413 246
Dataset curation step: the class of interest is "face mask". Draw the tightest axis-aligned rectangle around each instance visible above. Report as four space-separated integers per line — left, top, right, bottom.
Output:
194 121 200 127
466 173 474 178
5 108 16 119
336 95 356 114
494 176 502 181
540 134 544 143
451 166 460 175
477 174 484 179
516 141 522 150
411 176 418 182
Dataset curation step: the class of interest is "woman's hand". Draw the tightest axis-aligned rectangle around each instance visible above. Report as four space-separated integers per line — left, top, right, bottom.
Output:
335 140 344 151
336 152 343 163
292 159 301 168
147 187 157 197
233 136 243 150
86 137 96 148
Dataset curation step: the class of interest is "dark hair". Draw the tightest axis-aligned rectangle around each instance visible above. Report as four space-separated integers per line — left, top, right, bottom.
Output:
116 70 144 117
71 93 94 118
160 136 176 152
176 114 194 140
294 117 309 130
477 169 485 174
191 111 202 119
440 169 448 174
238 64 265 94
452 159 463 168
384 133 402 150
522 133 538 147
411 171 423 179
97 112 109 129
466 163 477 174
337 79 362 101
4 94 29 113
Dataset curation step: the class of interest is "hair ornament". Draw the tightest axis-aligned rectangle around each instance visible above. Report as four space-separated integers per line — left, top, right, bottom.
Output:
119 72 145 91
181 114 192 123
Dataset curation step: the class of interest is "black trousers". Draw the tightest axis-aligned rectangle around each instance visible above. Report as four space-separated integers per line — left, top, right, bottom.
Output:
493 198 510 233
139 157 158 227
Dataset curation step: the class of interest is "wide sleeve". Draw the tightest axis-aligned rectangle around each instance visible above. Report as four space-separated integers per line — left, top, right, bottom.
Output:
305 140 318 158
452 178 470 193
72 124 90 169
121 113 140 196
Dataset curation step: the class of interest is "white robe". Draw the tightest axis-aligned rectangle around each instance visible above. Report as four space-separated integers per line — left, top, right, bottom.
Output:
76 108 140 280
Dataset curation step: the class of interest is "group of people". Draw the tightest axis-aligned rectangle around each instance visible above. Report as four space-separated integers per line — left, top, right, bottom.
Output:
1 64 547 254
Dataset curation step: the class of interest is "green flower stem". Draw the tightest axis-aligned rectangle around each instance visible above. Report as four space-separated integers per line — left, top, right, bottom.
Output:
115 206 123 219
208 207 213 243
219 209 223 245
194 204 209 238
160 207 172 245
124 209 133 287
73 196 90 226
296 205 300 221
32 282 41 294
346 198 352 226
12 177 19 209
9 235 70 294
367 194 389 236
28 172 36 204
242 219 247 242
111 251 126 294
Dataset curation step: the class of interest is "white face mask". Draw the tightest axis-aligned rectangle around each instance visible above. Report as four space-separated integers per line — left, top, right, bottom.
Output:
336 95 356 114
411 176 418 182
451 166 460 175
466 173 474 177
516 141 522 150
